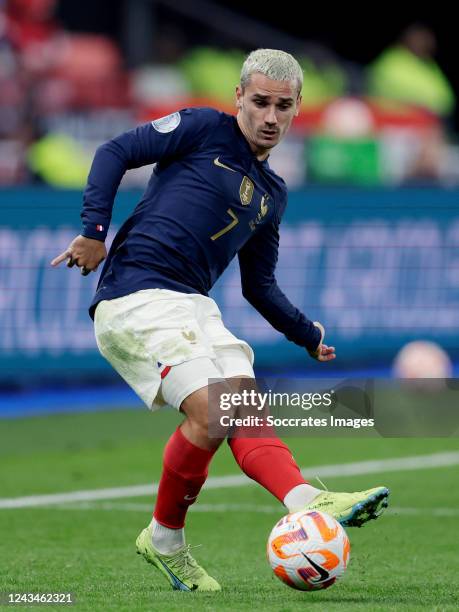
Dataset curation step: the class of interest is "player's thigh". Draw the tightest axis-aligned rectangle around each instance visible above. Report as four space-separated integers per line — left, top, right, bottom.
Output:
161 356 222 413
214 345 255 380
162 358 235 439
94 289 216 410
195 296 255 377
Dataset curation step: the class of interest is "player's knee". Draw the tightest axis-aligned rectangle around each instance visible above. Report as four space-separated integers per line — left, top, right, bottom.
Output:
187 417 211 443
181 382 234 439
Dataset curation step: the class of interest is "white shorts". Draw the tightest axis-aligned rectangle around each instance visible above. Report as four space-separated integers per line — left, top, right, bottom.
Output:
94 289 255 410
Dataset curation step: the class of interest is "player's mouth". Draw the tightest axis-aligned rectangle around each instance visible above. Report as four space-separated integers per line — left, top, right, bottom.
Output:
260 129 279 140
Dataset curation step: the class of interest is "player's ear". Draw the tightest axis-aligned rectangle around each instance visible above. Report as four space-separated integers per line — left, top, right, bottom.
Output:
295 94 302 116
236 85 243 110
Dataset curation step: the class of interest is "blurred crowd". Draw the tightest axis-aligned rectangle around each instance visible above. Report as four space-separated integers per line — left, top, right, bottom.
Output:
1 0 458 188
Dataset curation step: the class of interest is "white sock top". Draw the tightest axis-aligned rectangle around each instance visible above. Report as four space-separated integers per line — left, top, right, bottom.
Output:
283 483 321 512
151 517 185 555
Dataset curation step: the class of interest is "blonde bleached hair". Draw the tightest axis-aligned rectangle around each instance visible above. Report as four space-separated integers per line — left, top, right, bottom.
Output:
240 49 303 96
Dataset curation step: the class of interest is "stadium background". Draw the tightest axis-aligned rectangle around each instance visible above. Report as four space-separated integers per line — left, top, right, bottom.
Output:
1 0 458 412
1 3 459 610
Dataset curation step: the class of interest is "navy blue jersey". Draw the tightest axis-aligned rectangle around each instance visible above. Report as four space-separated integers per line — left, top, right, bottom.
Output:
82 108 320 351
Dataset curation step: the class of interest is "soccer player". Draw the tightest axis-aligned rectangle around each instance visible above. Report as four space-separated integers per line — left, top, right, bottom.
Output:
51 49 389 592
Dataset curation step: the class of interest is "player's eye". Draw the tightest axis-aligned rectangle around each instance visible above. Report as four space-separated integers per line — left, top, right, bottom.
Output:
254 99 267 107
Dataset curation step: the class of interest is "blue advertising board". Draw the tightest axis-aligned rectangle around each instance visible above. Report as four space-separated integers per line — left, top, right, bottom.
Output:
1 187 458 382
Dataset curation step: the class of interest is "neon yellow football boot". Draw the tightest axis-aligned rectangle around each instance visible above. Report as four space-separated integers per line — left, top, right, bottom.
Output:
303 486 390 527
136 522 221 592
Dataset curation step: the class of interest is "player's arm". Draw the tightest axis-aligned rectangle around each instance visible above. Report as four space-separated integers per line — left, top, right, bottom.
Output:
51 108 220 273
51 121 169 273
238 221 335 362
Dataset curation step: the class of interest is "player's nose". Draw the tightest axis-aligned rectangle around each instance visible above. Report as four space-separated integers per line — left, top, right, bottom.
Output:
264 105 278 125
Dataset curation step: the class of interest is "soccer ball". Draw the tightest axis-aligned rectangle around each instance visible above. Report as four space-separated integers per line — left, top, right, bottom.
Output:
267 510 350 591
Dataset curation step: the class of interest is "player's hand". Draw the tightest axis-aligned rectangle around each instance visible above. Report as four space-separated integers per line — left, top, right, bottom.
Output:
307 321 336 362
50 235 107 276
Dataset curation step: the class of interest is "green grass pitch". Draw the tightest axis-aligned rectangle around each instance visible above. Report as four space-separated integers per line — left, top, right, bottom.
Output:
1 408 458 611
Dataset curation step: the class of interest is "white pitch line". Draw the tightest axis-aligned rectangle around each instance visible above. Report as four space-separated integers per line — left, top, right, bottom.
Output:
41 502 280 514
388 507 459 517
34 502 459 518
1 451 458 510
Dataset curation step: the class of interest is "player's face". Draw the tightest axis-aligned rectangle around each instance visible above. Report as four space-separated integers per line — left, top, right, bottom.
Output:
236 73 301 159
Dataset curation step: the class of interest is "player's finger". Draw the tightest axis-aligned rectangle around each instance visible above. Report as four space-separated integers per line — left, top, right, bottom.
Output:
50 251 70 267
67 257 76 268
316 344 336 361
319 352 336 362
80 266 91 276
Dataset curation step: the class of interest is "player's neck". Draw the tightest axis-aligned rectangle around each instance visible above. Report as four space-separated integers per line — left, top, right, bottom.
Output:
236 115 270 162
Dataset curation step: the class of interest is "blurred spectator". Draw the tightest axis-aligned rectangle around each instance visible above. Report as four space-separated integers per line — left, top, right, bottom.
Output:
38 33 129 111
180 46 245 105
0 0 61 182
130 25 190 110
1 4 458 188
366 23 456 118
296 43 348 109
28 33 131 187
1 1 130 185
307 98 381 186
27 132 92 188
366 24 457 185
5 0 59 73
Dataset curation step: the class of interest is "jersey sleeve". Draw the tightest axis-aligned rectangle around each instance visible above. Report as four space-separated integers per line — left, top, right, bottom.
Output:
238 219 322 352
81 108 220 240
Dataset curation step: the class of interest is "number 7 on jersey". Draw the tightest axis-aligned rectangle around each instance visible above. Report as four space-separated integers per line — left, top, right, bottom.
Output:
211 208 239 241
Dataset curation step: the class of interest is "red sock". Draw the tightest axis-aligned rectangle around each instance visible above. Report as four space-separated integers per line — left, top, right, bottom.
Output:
228 436 307 502
154 427 216 528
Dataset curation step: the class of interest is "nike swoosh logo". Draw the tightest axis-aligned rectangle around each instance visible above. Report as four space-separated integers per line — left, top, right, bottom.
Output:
157 557 192 591
184 494 198 501
214 157 236 172
302 553 330 582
